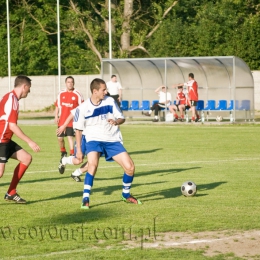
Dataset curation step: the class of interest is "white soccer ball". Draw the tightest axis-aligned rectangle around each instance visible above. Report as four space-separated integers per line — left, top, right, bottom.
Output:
216 115 223 122
181 181 197 197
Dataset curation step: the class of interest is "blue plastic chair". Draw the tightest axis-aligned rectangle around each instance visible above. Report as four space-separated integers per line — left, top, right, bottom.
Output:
239 100 250 110
203 100 216 110
129 100 139 110
215 100 227 110
120 100 129 111
227 100 234 110
196 100 204 111
139 100 150 110
152 100 159 106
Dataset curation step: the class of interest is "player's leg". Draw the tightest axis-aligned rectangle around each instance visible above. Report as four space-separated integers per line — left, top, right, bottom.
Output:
71 161 88 182
5 141 31 203
112 151 142 205
81 151 100 209
143 103 155 117
171 105 179 122
57 136 67 158
179 105 185 121
66 127 75 156
153 104 160 122
190 101 196 121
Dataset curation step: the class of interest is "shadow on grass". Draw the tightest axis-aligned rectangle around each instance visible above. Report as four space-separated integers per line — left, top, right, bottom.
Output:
128 148 162 155
95 167 201 181
138 181 227 201
0 175 68 187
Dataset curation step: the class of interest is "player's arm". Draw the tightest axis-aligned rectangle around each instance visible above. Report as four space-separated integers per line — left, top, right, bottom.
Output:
75 129 83 163
155 85 164 93
9 123 40 152
118 89 122 102
56 113 73 136
54 106 59 124
108 118 125 126
172 83 184 88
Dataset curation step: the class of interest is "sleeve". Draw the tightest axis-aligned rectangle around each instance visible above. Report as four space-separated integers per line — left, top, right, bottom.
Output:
111 98 124 119
73 106 85 131
6 96 18 123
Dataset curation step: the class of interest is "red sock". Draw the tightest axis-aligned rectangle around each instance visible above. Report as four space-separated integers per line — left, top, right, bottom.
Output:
174 114 178 119
8 163 28 195
70 149 74 155
60 147 66 153
192 116 195 121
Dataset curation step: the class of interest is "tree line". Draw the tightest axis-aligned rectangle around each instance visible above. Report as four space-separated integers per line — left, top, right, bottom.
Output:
0 0 259 77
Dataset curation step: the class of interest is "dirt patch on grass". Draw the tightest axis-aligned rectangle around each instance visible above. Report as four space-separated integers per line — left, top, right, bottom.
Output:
124 230 260 259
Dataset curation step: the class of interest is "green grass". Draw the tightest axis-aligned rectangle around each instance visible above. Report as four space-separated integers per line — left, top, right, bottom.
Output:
1 123 260 259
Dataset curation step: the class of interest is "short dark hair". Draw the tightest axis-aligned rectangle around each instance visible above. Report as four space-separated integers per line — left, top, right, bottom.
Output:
65 76 75 83
111 75 117 78
14 75 31 88
189 73 194 79
90 78 106 93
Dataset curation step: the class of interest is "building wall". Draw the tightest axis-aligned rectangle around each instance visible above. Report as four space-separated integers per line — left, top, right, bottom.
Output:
0 72 260 111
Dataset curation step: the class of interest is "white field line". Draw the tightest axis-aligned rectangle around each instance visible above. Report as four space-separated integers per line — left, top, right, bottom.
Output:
3 157 260 176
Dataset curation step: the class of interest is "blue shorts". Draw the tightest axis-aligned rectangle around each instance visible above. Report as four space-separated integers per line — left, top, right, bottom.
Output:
86 141 126 162
74 135 88 156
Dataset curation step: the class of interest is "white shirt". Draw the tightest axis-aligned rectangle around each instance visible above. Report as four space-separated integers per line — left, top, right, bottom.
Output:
73 96 124 143
158 91 172 107
106 80 122 95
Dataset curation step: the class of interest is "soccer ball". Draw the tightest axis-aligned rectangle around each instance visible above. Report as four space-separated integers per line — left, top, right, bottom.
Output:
181 181 197 197
216 115 223 122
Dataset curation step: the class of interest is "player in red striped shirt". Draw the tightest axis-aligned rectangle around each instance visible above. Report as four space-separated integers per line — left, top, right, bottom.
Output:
55 76 84 174
0 75 40 203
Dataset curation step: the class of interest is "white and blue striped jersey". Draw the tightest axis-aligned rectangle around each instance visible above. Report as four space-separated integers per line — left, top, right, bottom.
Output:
73 96 124 143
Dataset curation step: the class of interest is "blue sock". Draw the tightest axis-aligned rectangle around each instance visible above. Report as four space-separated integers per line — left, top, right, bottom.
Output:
82 172 94 203
122 173 134 199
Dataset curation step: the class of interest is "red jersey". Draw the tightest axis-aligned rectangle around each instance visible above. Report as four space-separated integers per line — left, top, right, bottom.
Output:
0 91 19 143
184 80 198 101
176 92 186 105
55 89 84 127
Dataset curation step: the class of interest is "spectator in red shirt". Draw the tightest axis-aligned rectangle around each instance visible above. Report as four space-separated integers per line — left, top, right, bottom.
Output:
0 75 40 204
55 76 84 174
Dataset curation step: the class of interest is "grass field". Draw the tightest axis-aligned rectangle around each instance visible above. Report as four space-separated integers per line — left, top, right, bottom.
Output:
1 123 260 259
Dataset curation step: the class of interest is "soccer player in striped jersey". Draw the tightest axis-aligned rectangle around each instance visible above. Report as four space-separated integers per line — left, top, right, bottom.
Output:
55 76 84 173
73 78 142 209
0 75 40 203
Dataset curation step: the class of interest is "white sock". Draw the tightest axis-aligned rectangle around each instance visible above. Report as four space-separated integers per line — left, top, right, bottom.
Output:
72 168 82 176
62 156 74 165
155 116 158 119
149 110 152 114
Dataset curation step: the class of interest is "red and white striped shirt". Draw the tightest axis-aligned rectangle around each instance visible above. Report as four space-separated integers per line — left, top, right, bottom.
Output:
0 91 19 143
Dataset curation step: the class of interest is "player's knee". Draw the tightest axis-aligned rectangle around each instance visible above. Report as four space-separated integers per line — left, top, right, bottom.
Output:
23 153 32 166
125 163 135 175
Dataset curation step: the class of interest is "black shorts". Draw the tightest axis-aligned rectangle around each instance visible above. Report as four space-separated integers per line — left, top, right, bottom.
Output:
190 100 198 107
0 140 22 163
57 127 75 137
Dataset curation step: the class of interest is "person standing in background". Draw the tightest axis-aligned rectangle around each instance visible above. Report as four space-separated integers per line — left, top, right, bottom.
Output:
106 75 123 109
55 76 84 174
